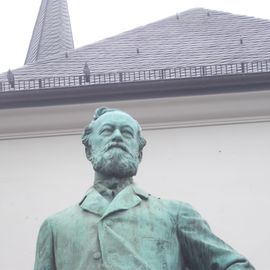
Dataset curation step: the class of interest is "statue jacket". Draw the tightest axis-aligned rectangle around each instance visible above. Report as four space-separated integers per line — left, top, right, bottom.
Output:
34 184 255 270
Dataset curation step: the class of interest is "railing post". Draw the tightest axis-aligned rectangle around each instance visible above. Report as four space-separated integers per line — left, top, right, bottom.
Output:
168 69 171 79
119 72 123 82
241 62 245 73
159 69 164 79
173 67 177 78
201 66 207 76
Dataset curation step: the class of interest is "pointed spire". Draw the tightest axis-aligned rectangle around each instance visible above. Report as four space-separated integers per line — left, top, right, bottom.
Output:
24 0 74 65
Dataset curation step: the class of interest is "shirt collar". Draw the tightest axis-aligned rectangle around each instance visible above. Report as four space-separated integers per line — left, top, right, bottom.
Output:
79 183 149 218
93 178 134 202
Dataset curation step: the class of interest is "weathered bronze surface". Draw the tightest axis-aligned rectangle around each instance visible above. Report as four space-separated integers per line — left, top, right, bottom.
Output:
34 107 255 269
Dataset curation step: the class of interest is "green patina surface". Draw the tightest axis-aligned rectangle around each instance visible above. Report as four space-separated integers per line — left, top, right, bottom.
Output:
34 108 255 270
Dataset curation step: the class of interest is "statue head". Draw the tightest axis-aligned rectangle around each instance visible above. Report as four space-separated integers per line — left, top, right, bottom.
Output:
82 107 146 178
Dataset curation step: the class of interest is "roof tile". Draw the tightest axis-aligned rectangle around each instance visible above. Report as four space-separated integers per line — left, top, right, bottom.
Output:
2 8 270 80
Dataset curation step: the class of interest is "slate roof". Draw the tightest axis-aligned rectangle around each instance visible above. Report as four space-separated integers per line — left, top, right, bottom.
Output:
1 8 270 81
24 0 74 65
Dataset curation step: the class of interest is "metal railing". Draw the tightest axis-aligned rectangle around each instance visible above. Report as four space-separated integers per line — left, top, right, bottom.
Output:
1 60 270 92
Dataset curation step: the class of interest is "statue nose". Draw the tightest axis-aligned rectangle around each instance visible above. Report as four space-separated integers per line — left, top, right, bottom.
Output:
112 129 123 142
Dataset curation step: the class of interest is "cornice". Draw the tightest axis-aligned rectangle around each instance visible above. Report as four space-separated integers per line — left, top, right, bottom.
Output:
1 89 270 140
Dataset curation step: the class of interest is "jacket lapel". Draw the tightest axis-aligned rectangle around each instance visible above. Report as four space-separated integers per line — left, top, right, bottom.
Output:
80 184 149 218
80 188 109 216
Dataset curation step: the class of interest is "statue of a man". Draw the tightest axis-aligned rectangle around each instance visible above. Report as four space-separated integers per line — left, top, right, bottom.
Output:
34 107 255 270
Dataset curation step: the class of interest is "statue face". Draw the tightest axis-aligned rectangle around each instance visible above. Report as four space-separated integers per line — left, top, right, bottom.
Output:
89 111 141 178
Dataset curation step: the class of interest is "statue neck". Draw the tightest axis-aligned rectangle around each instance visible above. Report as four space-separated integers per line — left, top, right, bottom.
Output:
94 171 133 191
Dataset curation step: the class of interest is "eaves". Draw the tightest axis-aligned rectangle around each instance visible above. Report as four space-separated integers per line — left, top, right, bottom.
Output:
1 72 270 110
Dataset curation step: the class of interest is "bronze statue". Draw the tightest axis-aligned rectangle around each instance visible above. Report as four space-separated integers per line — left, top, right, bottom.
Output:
34 107 255 270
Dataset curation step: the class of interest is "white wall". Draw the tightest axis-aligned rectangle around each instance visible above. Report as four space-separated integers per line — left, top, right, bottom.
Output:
140 122 270 270
1 91 270 269
0 121 269 269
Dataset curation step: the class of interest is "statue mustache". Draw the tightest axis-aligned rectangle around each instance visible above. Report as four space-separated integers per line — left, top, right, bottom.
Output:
105 142 130 154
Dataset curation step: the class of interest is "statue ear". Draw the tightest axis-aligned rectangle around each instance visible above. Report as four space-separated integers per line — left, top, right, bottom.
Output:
85 147 92 161
138 151 143 162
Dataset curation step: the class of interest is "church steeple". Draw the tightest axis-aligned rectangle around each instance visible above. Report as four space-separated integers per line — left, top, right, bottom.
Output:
24 0 74 65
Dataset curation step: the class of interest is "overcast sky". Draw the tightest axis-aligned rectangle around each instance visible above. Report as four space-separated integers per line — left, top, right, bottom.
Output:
0 0 269 73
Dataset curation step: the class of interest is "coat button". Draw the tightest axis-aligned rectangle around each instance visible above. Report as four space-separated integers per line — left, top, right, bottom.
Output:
93 252 101 260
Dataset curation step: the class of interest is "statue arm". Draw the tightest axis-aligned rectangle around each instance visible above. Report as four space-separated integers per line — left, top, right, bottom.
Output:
34 219 56 270
177 203 255 270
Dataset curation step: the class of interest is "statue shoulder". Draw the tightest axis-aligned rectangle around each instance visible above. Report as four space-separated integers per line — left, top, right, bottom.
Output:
39 204 82 229
148 195 195 213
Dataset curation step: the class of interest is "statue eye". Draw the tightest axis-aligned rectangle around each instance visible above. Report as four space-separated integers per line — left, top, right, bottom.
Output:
100 128 113 135
122 129 134 138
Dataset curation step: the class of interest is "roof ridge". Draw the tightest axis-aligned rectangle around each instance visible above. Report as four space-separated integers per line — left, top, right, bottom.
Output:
183 7 270 22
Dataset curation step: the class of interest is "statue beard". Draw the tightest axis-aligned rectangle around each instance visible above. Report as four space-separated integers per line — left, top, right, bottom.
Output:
90 146 140 178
